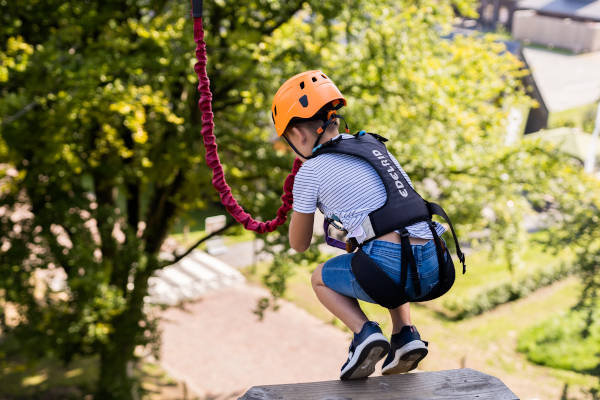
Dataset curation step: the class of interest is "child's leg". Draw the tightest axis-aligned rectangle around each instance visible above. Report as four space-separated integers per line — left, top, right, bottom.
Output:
388 303 412 334
311 263 368 334
382 303 428 375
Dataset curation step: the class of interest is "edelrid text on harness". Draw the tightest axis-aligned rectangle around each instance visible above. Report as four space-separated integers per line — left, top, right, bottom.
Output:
315 131 466 309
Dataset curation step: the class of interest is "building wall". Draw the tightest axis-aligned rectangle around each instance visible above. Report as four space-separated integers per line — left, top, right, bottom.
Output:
513 10 600 53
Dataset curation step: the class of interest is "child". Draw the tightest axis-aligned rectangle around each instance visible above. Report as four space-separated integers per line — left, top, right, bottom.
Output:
271 70 448 380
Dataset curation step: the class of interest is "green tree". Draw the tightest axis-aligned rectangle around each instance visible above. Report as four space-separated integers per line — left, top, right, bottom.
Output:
539 165 600 394
0 0 356 397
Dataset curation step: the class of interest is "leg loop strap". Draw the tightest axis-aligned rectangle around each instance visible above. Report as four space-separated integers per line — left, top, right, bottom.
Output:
400 229 421 299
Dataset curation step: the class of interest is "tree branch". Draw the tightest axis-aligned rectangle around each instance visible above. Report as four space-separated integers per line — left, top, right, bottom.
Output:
143 170 185 255
92 166 118 263
211 97 245 113
160 220 236 268
1 101 38 127
259 2 304 36
126 182 140 233
119 127 141 235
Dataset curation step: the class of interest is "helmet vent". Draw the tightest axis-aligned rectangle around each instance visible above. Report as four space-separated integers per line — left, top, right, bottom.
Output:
273 106 277 115
321 74 327 79
312 76 317 82
299 82 305 89
299 95 309 108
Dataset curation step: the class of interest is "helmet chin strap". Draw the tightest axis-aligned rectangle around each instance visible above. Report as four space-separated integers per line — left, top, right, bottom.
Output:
283 110 350 160
282 135 313 159
312 112 350 151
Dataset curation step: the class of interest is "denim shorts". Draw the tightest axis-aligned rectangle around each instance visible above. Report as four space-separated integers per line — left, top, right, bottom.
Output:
321 238 447 304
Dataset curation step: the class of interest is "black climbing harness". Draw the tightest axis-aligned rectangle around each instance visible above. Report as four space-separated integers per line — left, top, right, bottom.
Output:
315 131 467 309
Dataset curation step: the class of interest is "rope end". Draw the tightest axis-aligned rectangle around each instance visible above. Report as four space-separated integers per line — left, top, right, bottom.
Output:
192 0 203 18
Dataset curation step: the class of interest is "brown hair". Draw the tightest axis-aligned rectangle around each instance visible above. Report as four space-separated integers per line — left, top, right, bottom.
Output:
285 104 339 136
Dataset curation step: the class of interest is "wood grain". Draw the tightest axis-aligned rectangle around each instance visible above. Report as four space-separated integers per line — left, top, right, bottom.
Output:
238 368 519 400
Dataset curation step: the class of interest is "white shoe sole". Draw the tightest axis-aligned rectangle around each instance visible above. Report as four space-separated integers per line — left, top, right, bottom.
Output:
340 333 389 380
381 340 428 375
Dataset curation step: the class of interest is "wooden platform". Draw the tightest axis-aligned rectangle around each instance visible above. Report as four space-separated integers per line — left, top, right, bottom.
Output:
238 368 519 400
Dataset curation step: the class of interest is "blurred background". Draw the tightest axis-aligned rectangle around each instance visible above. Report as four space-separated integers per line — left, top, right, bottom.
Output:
0 0 599 399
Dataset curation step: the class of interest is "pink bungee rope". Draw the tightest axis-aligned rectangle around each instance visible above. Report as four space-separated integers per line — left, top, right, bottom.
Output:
192 5 302 233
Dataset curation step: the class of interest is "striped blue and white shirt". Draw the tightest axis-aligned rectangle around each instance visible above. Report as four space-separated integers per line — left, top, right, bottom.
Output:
293 134 445 243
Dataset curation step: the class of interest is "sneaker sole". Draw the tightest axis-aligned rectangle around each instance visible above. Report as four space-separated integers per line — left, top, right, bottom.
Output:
381 340 428 375
340 333 390 380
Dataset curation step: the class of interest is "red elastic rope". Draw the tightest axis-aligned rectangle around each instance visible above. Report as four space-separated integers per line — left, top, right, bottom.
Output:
192 17 302 233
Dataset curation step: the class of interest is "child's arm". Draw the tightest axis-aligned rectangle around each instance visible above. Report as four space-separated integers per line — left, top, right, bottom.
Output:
290 163 319 252
289 211 314 252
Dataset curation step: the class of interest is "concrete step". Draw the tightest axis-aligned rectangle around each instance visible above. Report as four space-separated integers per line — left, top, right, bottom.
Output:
146 251 246 306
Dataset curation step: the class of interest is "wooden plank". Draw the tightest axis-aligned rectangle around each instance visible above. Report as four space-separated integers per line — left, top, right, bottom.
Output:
238 368 519 400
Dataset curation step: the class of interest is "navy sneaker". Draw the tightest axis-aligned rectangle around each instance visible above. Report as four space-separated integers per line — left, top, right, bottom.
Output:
340 321 390 380
381 325 428 375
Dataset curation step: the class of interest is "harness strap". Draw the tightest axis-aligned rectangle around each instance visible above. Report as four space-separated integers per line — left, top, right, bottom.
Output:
426 201 466 274
351 249 408 309
428 221 447 285
400 229 421 299
312 134 343 154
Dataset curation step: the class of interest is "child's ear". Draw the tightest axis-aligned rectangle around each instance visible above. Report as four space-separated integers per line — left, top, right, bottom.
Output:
288 126 306 144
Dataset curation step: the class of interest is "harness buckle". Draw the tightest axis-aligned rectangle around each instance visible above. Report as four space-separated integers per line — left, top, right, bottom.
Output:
328 219 345 231
458 252 466 274
345 238 358 253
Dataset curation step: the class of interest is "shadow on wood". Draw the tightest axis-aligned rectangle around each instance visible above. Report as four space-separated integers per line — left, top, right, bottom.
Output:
238 368 519 400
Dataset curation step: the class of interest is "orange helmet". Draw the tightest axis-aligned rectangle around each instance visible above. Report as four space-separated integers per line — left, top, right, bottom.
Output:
272 70 346 136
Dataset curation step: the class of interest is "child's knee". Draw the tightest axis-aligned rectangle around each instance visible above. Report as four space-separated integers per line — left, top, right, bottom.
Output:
311 263 325 288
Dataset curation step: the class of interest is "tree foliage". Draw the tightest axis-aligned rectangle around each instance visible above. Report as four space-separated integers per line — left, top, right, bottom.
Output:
540 165 600 390
0 0 344 397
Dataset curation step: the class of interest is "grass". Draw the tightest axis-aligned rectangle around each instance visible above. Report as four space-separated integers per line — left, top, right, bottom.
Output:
548 102 598 133
518 308 600 374
0 354 98 399
0 353 193 399
168 205 258 251
524 43 576 56
448 238 572 298
429 238 576 319
170 207 226 235
170 226 256 250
